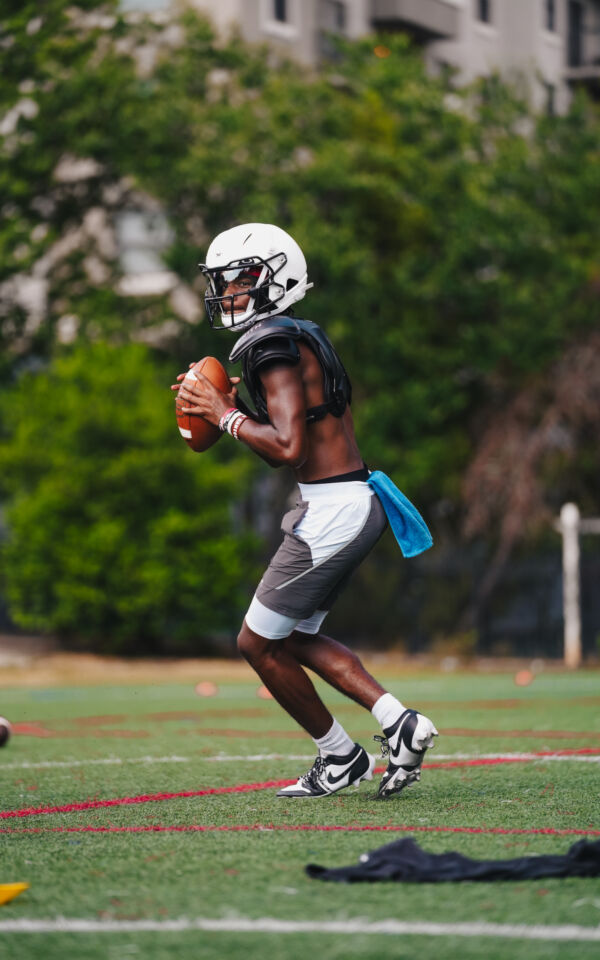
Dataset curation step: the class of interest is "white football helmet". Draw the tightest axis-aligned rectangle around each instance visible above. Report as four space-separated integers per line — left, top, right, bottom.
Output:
199 223 312 331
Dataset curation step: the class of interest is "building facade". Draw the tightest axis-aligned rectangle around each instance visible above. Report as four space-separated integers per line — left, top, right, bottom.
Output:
121 1 600 109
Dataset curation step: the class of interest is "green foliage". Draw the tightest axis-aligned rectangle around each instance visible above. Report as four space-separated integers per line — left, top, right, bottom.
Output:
0 343 259 652
129 24 600 503
2 3 598 503
1 2 599 648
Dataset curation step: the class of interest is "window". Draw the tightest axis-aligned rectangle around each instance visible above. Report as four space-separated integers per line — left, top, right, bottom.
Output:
261 0 297 41
332 0 346 31
545 0 556 32
115 210 176 297
319 0 346 33
273 0 287 22
568 0 583 66
545 81 556 115
318 1 347 60
476 0 491 23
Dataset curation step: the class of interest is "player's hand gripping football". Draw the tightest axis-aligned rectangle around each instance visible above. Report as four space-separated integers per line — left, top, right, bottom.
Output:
171 364 240 427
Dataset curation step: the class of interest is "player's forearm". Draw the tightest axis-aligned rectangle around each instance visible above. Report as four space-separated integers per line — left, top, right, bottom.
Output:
236 419 307 468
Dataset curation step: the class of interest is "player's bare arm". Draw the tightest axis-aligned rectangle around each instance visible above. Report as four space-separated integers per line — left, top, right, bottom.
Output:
174 361 308 468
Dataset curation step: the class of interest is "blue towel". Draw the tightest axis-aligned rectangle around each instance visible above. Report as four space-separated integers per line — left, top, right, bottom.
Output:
367 470 433 558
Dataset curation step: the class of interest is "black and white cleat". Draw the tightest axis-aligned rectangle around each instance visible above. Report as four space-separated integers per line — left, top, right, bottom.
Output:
277 743 375 798
375 709 438 798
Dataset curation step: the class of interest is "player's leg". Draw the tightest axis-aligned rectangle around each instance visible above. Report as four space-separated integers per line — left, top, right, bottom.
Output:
237 620 375 797
237 619 333 738
243 482 434 796
286 626 438 798
285 628 385 709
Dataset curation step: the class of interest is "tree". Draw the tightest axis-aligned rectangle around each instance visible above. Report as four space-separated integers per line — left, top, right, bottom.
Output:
1 2 599 649
0 343 259 652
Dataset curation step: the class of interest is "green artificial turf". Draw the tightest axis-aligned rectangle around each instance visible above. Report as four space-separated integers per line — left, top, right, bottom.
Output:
0 669 599 960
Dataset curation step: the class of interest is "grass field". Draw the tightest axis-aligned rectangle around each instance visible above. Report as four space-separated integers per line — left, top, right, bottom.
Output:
1 658 599 959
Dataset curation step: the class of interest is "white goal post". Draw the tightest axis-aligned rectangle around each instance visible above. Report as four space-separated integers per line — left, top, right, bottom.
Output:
555 503 600 669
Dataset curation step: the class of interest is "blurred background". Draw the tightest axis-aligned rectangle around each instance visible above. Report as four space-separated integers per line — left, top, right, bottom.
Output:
1 0 598 664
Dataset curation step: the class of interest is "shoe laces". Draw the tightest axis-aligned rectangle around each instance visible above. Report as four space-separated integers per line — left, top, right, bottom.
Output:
300 755 327 790
373 734 389 758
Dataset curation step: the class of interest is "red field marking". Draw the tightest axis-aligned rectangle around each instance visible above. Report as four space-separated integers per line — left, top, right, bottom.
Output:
440 728 600 741
0 780 292 820
11 708 271 736
425 747 600 770
13 716 128 734
145 708 271 722
2 749 599 821
13 724 149 739
13 718 600 742
12 723 54 738
66 729 149 739
73 715 128 726
13 699 600 738
2 823 599 837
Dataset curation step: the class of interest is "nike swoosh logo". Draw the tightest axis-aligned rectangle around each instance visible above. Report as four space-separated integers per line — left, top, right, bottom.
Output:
326 754 362 785
389 710 411 739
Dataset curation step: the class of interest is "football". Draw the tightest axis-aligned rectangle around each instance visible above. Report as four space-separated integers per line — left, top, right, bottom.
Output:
0 716 12 747
175 356 231 453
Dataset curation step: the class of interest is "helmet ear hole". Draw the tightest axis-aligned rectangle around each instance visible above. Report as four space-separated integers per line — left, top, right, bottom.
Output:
286 278 298 291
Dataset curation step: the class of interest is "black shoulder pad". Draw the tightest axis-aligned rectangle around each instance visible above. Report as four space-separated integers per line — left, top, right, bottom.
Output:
250 336 300 370
229 316 301 364
229 314 352 426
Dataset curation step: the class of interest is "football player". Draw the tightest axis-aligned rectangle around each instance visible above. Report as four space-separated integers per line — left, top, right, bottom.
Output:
173 223 437 798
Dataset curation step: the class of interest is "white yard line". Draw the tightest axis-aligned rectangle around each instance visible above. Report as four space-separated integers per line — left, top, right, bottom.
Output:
206 751 600 763
0 917 599 941
0 755 189 771
207 753 316 761
1 750 598 773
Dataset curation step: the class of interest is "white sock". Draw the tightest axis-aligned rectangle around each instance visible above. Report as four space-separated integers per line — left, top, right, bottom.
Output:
314 718 355 757
371 693 406 731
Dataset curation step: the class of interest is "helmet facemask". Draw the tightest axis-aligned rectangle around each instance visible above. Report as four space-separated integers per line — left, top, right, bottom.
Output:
200 252 289 331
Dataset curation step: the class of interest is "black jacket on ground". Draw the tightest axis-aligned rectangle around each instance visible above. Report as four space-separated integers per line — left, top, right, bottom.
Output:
306 836 600 883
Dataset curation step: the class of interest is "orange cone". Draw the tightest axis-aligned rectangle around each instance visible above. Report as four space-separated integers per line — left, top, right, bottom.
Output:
0 883 29 906
514 669 534 687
